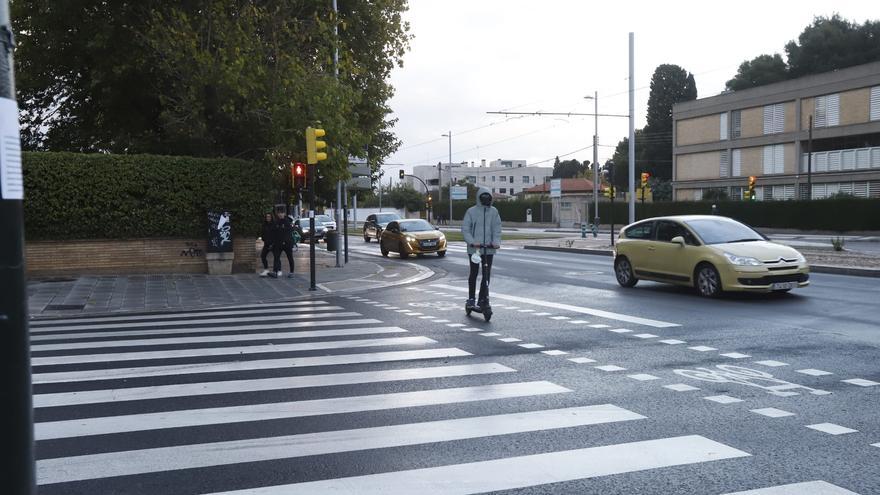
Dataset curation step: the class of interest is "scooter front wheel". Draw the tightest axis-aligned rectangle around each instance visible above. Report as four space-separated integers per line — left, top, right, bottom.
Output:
482 308 492 322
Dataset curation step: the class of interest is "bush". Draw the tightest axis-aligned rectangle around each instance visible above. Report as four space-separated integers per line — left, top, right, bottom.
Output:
23 152 273 240
434 199 542 222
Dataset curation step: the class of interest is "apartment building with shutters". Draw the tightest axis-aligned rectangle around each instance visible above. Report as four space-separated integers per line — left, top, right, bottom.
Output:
672 61 880 201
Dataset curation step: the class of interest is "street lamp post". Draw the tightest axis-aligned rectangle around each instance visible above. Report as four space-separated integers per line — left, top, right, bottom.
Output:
441 132 452 223
585 93 599 229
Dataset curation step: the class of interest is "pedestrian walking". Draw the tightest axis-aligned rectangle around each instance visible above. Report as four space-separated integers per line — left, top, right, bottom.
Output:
259 212 274 277
270 210 300 278
461 187 502 315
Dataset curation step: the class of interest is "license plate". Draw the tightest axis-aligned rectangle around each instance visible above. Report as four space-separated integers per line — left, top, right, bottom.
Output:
421 240 437 247
771 282 797 290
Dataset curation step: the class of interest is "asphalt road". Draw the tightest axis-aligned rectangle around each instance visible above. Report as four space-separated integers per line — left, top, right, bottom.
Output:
31 241 879 494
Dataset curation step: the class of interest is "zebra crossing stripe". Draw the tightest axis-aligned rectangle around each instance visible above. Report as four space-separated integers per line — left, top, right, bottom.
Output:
36 404 642 485
203 435 748 494
31 336 437 366
35 381 571 440
32 326 409 352
33 363 516 408
28 303 333 327
722 481 860 494
32 348 472 384
30 311 352 333
30 318 383 342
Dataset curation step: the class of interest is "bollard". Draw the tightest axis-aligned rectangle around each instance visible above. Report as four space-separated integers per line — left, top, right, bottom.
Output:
581 223 587 238
591 223 598 238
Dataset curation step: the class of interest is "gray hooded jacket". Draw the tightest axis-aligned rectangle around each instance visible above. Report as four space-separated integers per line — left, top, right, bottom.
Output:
462 186 502 255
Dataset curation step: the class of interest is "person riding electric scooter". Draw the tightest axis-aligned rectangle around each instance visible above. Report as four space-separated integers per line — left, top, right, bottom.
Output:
462 187 502 322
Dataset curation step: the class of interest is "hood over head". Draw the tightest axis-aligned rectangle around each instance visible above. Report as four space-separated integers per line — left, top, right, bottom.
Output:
476 186 493 206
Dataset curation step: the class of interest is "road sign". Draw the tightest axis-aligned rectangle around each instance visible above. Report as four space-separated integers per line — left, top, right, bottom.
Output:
450 186 467 201
550 179 562 198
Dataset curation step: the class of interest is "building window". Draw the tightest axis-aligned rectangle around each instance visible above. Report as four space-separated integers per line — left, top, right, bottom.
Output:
731 186 745 201
522 176 530 184
694 189 703 201
762 144 785 174
720 113 728 140
763 103 785 134
509 176 514 183
720 150 730 178
491 176 496 182
499 188 507 194
560 202 572 210
491 188 496 193
510 188 515 195
731 110 742 138
870 86 880 121
499 176 506 182
814 94 840 127
481 176 486 182
732 149 742 176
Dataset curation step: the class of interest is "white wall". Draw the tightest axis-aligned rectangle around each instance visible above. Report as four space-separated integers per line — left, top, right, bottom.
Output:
345 207 406 227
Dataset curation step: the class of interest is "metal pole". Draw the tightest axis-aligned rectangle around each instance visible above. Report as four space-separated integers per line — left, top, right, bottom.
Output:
343 186 349 264
448 131 453 223
335 181 342 267
807 115 813 200
332 0 339 78
593 91 599 229
627 32 635 224
0 3 34 493
309 166 317 291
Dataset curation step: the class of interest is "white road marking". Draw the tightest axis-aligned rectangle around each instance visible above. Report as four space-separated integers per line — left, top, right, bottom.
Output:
754 360 788 367
517 309 535 313
33 348 472 384
33 363 516 408
805 423 858 435
480 332 501 337
461 328 483 332
431 284 681 328
704 395 743 404
549 316 571 320
842 378 879 387
720 353 751 359
37 405 646 485
504 306 520 310
595 365 626 372
569 320 590 324
29 318 381 342
519 343 545 349
608 328 632 333
31 336 437 366
498 337 522 343
408 312 424 316
433 319 451 323
589 324 610 328
689 346 718 352
32 327 408 351
446 324 466 328
541 350 568 356
418 316 436 320
632 333 658 339
627 374 660 381
534 312 552 316
568 357 596 364
205 435 749 495
509 258 553 265
797 369 833 376
664 384 700 392
35 381 571 440
659 339 686 345
750 408 795 418
722 480 861 494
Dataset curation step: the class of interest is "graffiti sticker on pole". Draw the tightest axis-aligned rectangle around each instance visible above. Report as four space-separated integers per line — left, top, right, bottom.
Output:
0 98 23 200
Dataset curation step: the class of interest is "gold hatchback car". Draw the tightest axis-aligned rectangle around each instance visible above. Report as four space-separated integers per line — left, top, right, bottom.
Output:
379 219 447 258
613 215 810 297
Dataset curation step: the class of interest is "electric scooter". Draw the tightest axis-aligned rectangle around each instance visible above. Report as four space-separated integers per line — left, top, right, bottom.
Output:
465 245 492 322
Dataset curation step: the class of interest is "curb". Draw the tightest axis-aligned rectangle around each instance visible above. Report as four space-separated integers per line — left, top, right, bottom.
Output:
522 245 880 278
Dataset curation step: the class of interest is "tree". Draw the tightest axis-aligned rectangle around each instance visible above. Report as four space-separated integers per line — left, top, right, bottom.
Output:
725 54 789 92
552 158 589 178
641 64 696 181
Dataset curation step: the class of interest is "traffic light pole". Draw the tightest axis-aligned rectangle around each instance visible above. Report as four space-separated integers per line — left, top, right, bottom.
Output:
0 2 36 493
309 165 317 291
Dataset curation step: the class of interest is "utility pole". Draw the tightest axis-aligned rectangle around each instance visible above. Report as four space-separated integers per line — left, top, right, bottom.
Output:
332 0 343 268
807 115 813 200
627 32 635 224
0 2 35 493
447 131 452 224
309 166 317 291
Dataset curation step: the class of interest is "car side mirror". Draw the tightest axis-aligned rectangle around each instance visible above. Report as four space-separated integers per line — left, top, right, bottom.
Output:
670 236 685 246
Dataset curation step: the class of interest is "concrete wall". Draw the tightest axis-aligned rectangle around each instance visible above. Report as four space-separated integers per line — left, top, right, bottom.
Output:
676 151 721 180
676 114 721 146
26 237 256 277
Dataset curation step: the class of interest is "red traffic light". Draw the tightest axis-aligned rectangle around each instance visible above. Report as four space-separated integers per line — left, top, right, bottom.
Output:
293 162 306 177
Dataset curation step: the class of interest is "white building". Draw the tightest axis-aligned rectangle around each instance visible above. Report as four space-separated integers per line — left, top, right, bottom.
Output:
407 160 552 198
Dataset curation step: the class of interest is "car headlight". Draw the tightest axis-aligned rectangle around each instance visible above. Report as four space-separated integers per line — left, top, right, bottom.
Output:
722 252 763 266
793 252 807 263
405 235 417 243
438 233 446 241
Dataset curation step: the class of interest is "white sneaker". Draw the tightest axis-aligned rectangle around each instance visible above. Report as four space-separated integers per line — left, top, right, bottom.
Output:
276 271 283 278
259 269 270 277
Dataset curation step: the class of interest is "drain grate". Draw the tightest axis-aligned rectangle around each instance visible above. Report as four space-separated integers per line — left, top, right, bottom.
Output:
44 304 86 310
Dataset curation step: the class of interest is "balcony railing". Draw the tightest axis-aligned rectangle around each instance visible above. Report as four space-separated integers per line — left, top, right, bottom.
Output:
801 146 880 173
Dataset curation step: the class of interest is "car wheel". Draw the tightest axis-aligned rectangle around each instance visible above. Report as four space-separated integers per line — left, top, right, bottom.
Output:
614 256 638 288
437 250 446 258
363 232 370 242
399 242 409 259
695 263 722 298
380 245 389 257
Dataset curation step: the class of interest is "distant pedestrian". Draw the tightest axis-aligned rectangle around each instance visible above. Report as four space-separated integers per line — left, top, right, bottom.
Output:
271 210 300 278
259 212 274 277
462 187 502 310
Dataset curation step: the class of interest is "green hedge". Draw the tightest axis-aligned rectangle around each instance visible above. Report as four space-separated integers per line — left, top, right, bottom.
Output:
23 152 273 240
597 198 880 231
434 199 543 222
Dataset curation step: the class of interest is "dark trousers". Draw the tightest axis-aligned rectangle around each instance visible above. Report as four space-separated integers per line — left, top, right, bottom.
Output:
468 254 494 302
260 243 273 269
273 243 294 272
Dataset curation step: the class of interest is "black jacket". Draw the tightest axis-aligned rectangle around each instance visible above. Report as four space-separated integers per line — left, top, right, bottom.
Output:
273 216 302 246
260 221 274 245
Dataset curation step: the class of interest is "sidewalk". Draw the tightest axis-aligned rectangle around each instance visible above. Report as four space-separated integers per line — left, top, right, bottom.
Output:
507 235 880 277
27 246 432 318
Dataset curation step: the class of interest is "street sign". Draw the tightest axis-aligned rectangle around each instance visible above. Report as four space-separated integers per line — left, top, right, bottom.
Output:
450 186 467 201
550 179 562 198
348 157 371 178
345 176 372 190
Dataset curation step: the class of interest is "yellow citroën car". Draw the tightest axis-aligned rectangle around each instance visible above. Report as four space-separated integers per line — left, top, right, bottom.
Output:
379 219 447 258
613 215 810 297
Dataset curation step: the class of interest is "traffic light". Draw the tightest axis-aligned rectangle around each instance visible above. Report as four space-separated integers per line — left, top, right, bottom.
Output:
291 162 306 190
640 172 650 188
399 169 405 180
305 127 327 164
748 175 757 201
603 186 615 198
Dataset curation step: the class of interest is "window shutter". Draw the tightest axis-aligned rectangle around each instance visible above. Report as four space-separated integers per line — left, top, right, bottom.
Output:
763 146 774 174
870 86 880 121
774 104 785 133
732 110 742 138
732 149 742 176
720 113 728 140
763 106 774 134
827 94 840 126
720 150 729 177
773 145 784 174
814 96 826 127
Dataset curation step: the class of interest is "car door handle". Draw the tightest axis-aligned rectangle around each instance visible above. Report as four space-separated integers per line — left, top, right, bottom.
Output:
647 247 656 251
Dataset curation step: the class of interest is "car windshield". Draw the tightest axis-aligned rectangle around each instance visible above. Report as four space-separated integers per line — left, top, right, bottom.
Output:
399 220 433 232
315 215 333 223
376 213 400 223
684 218 763 245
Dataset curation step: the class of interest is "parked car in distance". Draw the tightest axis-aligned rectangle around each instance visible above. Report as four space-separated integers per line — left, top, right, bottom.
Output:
379 219 447 258
296 215 336 240
613 215 809 297
363 212 402 242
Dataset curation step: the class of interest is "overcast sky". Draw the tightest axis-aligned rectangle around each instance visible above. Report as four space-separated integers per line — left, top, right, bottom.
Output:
383 0 877 176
